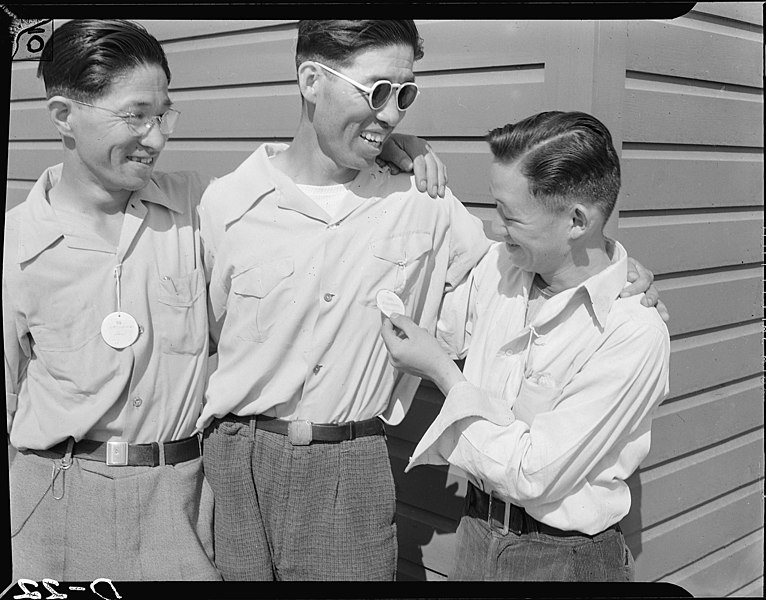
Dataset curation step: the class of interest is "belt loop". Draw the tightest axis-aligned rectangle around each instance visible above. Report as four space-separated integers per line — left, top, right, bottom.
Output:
250 415 257 442
349 421 356 441
157 441 166 466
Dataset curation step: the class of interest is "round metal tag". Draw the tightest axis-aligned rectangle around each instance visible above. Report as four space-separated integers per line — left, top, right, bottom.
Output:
100 311 140 349
376 289 405 318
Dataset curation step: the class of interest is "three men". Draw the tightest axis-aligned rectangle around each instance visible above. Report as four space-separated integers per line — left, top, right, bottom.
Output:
382 111 671 581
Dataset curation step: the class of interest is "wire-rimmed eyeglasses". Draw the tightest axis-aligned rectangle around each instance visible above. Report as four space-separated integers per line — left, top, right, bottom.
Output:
69 98 180 137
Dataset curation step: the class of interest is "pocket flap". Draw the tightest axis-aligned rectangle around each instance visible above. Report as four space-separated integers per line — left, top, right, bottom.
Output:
370 232 432 265
233 258 294 299
158 268 205 307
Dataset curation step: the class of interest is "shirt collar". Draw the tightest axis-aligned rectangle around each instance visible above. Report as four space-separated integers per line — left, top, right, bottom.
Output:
221 143 384 226
221 143 285 226
520 240 628 332
15 164 186 264
580 240 629 328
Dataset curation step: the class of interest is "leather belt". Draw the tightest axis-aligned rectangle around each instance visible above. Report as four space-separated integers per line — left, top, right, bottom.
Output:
227 414 385 445
34 436 201 467
467 482 618 538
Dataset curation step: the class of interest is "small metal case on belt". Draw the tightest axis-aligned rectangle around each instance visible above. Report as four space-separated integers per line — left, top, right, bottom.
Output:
106 441 129 466
287 420 313 446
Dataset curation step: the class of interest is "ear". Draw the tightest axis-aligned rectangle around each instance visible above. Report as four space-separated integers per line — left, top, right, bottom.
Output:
569 203 591 240
46 96 75 138
297 62 322 105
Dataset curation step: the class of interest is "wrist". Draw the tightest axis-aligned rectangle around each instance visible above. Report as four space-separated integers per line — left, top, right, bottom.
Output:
435 361 466 397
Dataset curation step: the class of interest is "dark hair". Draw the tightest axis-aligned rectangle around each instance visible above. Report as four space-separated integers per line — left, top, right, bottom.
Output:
487 111 621 223
37 19 171 101
295 20 424 70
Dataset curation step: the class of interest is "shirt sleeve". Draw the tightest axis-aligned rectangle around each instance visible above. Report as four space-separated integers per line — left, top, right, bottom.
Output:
443 190 492 291
407 320 670 506
3 273 30 435
198 180 224 351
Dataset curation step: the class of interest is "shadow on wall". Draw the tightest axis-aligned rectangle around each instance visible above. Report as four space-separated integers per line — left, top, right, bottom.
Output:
387 382 466 581
623 471 645 572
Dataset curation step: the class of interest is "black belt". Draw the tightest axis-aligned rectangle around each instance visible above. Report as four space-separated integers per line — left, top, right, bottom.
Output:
224 414 385 445
467 482 619 538
33 436 201 467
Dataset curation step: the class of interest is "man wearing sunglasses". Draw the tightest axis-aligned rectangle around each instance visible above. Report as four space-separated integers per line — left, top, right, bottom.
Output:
195 19 662 581
3 19 446 582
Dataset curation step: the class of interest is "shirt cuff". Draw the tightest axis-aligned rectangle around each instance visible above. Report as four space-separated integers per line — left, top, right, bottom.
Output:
405 380 513 472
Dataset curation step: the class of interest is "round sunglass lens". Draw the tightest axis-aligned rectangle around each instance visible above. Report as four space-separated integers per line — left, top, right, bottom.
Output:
397 84 418 110
370 81 394 109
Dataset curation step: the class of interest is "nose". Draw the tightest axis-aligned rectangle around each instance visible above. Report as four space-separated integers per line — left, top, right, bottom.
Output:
138 120 167 151
375 91 405 128
489 215 509 241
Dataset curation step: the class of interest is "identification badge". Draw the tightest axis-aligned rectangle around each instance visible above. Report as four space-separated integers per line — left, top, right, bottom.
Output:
100 311 140 349
376 289 405 318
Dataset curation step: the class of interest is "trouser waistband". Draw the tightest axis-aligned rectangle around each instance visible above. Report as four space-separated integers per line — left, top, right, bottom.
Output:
220 414 385 445
467 482 620 538
28 435 201 467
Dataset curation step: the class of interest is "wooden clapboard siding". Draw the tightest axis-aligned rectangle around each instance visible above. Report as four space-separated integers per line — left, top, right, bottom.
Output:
615 4 763 595
5 13 762 595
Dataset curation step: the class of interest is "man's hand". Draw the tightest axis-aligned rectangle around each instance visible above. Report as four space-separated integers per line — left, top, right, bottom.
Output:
380 313 465 395
622 257 670 323
378 134 447 198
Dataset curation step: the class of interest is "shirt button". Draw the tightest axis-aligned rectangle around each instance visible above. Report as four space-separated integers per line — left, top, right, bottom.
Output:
313 364 323 374
138 325 144 334
132 397 143 407
328 223 339 230
323 293 334 302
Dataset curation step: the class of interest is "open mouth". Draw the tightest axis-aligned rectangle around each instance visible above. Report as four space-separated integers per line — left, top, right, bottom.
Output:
127 156 154 165
359 132 385 148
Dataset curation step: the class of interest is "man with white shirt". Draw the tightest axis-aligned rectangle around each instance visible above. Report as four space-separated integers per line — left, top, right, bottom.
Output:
382 111 671 581
195 19 496 581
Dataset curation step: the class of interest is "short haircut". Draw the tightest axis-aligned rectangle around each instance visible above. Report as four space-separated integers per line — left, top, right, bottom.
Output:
487 111 621 223
295 20 424 70
37 19 171 101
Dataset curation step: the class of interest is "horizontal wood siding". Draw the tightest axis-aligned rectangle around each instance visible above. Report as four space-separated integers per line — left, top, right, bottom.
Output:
5 14 762 593
617 4 763 596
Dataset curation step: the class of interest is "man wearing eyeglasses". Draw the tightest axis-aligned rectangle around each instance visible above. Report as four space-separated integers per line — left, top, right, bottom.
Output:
3 19 446 582
195 19 660 581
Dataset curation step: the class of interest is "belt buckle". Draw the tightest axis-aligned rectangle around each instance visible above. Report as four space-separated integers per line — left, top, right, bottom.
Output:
105 441 128 466
287 420 313 446
488 491 512 536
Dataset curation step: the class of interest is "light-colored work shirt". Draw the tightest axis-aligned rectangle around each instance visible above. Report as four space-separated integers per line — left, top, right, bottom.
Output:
4 165 209 450
196 143 490 429
407 241 670 535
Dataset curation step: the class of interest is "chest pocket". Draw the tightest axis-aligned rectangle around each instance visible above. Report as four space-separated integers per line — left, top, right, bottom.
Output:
30 305 101 352
362 232 432 307
156 267 207 355
231 257 294 342
513 375 563 425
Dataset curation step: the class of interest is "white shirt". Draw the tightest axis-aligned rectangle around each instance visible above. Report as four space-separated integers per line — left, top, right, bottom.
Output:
195 143 490 429
4 165 209 449
407 241 670 535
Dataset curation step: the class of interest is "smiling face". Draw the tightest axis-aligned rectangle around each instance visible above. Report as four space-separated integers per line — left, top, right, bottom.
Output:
66 63 172 198
311 44 415 175
489 160 573 281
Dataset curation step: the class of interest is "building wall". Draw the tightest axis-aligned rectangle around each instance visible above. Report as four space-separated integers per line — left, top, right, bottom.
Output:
5 10 763 595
